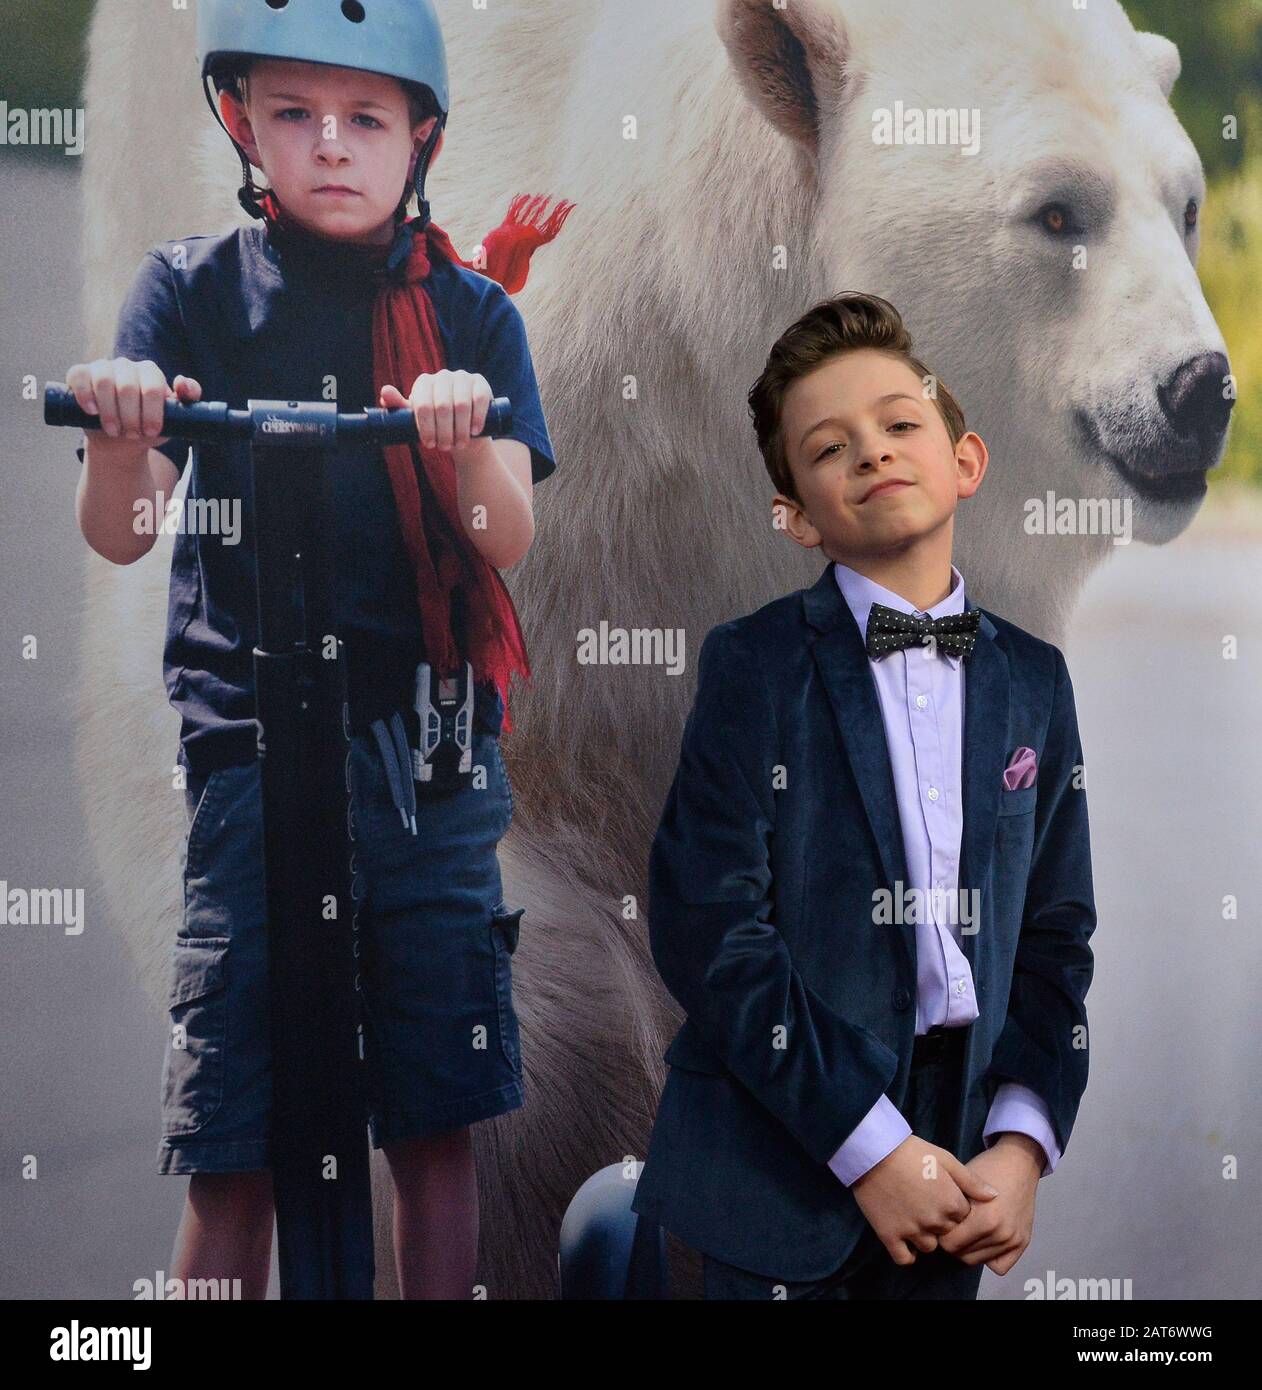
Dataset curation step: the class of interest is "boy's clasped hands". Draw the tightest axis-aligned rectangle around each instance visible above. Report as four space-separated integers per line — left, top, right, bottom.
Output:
852 1129 1044 1275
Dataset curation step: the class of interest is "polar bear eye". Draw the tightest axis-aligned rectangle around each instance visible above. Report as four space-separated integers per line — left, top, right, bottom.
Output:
1184 199 1199 233
1035 202 1074 236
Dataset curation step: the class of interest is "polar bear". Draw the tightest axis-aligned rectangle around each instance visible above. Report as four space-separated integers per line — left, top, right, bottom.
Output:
76 0 1229 1297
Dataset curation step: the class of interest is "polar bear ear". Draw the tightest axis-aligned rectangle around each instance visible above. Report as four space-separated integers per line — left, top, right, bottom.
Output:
716 0 847 154
1135 31 1181 99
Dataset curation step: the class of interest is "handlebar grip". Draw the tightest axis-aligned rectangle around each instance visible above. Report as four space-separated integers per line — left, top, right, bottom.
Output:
44 383 244 439
44 382 102 428
484 397 511 438
355 396 513 444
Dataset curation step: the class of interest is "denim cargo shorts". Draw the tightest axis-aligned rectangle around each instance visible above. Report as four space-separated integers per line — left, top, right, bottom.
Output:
157 724 525 1175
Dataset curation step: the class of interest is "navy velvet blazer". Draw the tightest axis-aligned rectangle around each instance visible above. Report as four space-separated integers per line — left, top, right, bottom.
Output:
630 560 1097 1280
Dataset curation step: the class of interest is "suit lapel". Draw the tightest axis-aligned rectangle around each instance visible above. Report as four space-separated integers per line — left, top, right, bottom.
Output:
803 561 1010 978
805 563 914 973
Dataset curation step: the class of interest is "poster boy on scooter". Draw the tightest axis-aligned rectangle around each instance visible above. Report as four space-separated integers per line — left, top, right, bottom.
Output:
66 0 568 1299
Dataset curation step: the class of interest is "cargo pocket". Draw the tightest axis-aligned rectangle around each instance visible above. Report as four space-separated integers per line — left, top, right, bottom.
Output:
490 904 525 1072
160 936 229 1137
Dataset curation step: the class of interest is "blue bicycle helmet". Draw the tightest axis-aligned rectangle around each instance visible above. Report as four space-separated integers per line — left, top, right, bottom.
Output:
197 0 450 233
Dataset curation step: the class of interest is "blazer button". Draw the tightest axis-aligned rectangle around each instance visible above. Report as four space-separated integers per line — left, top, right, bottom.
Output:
892 987 911 1011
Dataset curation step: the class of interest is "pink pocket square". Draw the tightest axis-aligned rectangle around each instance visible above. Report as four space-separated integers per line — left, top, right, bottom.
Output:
1003 746 1038 790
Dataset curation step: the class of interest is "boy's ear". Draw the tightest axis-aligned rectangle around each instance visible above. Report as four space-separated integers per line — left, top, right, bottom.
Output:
954 431 988 499
774 492 821 549
408 122 441 179
218 88 262 166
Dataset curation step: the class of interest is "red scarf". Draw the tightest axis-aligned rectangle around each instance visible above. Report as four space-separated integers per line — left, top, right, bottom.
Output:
262 191 574 734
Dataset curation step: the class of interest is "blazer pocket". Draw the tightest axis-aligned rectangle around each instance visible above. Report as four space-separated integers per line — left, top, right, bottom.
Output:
997 784 1037 817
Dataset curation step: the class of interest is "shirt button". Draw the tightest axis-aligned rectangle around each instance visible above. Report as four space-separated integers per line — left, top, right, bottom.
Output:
927 786 939 801
955 979 967 995
915 694 928 710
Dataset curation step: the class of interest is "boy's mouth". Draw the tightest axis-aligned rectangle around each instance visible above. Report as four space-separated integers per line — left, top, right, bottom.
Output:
313 184 361 197
861 478 913 502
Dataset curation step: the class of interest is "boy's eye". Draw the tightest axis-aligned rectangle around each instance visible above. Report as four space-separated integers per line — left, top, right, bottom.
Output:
274 108 383 130
816 422 915 460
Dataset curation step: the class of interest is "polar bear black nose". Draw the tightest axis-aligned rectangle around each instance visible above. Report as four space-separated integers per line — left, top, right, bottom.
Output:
1159 351 1233 456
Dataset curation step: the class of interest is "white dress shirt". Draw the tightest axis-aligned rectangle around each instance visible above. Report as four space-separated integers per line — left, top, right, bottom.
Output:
825 560 1061 1185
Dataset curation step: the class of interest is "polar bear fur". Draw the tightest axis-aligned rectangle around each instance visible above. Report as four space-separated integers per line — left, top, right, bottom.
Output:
76 0 1227 1297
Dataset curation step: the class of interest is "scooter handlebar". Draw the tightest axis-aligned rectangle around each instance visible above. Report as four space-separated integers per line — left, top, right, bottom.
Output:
44 383 512 445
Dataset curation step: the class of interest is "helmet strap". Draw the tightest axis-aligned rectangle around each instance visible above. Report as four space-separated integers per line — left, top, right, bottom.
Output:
410 112 447 232
200 73 276 223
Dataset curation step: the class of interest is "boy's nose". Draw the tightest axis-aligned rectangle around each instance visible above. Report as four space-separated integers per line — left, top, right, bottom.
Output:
316 128 351 152
856 449 895 473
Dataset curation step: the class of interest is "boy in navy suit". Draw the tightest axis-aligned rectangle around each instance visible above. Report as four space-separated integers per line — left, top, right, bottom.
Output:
631 293 1096 1299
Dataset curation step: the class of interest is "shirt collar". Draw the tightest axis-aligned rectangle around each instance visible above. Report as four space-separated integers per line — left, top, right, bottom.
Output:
833 559 968 668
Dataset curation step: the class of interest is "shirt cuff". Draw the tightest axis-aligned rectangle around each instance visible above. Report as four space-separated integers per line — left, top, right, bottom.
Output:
982 1082 1061 1176
827 1093 912 1187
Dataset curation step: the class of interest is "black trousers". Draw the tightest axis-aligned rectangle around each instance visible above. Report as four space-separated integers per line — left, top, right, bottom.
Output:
703 1027 985 1300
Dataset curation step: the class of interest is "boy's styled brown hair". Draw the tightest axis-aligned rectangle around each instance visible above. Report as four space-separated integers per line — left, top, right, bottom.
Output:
748 292 967 503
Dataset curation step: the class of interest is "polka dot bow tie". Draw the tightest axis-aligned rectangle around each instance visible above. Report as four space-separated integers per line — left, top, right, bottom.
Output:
864 603 981 661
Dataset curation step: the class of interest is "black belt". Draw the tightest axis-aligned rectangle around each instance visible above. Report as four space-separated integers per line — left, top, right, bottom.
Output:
180 678 503 789
179 681 504 784
912 1024 968 1066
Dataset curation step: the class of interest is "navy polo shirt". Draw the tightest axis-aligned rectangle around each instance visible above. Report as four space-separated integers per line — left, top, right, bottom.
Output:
82 224 557 776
